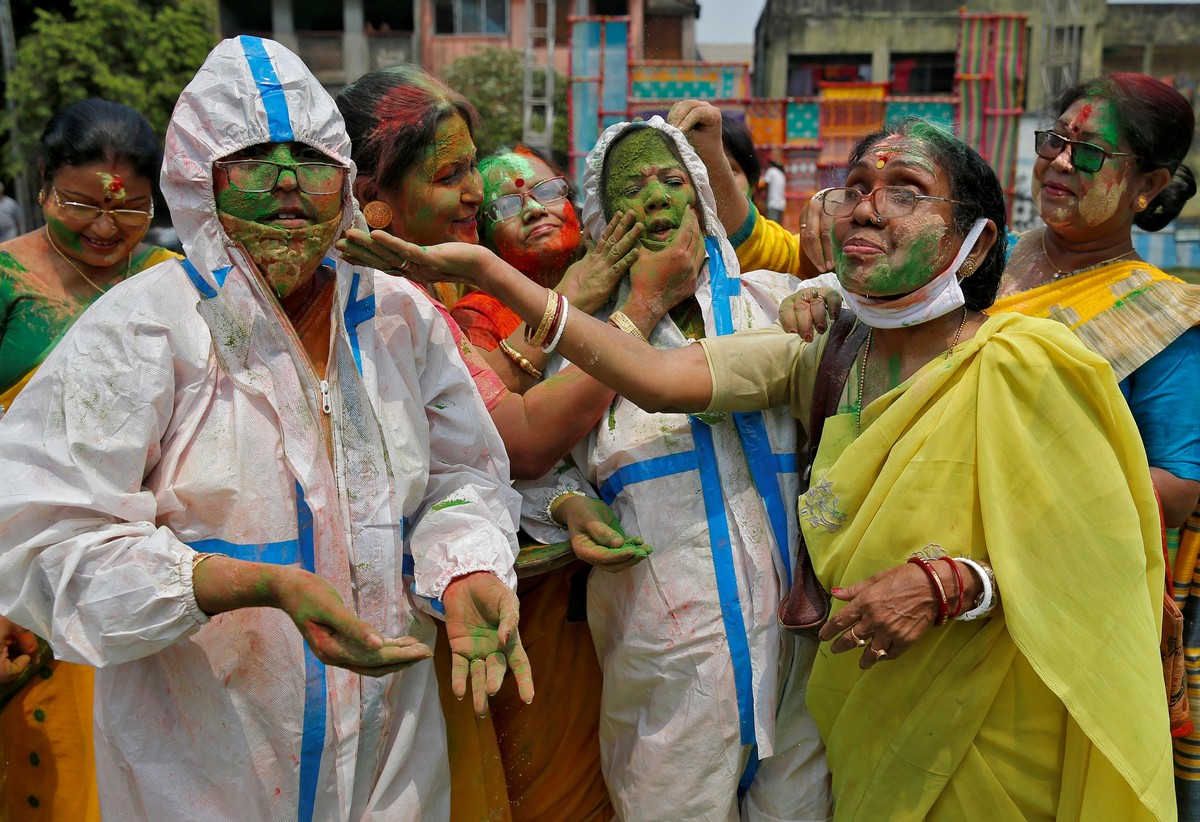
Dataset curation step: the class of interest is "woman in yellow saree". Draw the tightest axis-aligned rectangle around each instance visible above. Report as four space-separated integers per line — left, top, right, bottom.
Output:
0 99 177 821
345 116 1175 820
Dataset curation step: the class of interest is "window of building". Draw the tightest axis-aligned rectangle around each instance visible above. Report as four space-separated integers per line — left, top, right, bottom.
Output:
787 54 872 97
889 52 955 94
434 0 509 35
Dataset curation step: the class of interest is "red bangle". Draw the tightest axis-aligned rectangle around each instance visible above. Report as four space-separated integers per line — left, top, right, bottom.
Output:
938 556 965 618
908 556 949 625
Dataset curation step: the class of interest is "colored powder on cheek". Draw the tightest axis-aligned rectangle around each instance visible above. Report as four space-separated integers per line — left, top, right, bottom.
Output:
1078 173 1127 226
874 228 944 292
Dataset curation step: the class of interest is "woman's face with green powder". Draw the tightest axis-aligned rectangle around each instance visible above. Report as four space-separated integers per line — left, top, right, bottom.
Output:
831 136 964 298
603 129 698 252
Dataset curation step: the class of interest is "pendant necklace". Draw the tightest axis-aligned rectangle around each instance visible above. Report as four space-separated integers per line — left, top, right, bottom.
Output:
856 307 968 437
1041 230 1135 281
45 225 131 296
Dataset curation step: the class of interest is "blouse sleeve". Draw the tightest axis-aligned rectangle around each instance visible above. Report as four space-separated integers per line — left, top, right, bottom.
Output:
1121 325 1200 482
698 323 817 418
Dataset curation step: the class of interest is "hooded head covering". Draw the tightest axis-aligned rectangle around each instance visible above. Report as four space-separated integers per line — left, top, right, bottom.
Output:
162 36 357 284
577 116 745 336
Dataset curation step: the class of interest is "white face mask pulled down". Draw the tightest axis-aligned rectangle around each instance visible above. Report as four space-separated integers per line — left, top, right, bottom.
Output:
837 218 989 329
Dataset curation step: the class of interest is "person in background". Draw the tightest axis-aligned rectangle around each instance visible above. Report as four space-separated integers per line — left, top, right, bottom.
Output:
763 154 788 223
722 114 761 202
0 98 178 822
986 73 1200 818
0 182 23 243
0 37 531 820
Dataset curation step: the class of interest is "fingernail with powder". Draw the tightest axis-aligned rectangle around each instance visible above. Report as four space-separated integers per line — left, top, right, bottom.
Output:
831 587 844 594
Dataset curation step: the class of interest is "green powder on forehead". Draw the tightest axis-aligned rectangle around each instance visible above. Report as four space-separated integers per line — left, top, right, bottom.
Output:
480 153 537 201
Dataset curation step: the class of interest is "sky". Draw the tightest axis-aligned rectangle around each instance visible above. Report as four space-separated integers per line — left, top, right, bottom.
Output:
695 0 1199 45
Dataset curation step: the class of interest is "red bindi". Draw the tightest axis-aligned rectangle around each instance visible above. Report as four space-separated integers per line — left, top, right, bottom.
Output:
514 178 525 188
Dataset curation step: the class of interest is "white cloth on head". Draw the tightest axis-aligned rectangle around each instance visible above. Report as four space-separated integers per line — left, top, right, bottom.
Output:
0 36 519 822
521 117 831 821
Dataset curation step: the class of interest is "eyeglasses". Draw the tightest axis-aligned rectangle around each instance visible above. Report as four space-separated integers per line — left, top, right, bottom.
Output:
51 189 154 228
821 186 964 218
214 159 347 195
1034 130 1136 174
481 176 570 223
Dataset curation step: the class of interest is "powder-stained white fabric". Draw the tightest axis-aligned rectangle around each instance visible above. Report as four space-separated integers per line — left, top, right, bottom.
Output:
521 118 831 821
0 37 519 821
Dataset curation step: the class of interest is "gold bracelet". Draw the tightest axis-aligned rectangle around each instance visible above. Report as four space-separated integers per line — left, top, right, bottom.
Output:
499 339 543 379
608 310 646 341
526 291 559 348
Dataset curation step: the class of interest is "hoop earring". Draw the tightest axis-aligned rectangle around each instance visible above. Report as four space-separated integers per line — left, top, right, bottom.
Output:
363 200 394 230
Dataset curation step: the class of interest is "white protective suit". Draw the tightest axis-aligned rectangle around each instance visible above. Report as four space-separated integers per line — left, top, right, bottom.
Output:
0 37 520 821
521 118 831 821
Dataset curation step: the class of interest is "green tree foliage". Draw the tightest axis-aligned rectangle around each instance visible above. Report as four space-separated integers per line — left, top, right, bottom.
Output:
442 47 568 166
5 0 216 179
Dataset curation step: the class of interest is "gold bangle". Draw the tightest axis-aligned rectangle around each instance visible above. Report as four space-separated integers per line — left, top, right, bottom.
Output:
526 290 559 348
499 339 543 379
608 310 646 341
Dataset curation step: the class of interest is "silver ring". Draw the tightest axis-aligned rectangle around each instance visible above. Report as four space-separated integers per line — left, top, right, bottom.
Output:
393 257 410 271
871 646 888 660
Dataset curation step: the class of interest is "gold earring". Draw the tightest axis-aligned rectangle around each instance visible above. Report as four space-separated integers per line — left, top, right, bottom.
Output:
1136 195 1148 210
960 258 976 277
363 200 393 230
37 189 45 205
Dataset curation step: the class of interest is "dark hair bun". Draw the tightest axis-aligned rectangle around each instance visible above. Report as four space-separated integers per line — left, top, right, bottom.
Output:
1135 163 1197 232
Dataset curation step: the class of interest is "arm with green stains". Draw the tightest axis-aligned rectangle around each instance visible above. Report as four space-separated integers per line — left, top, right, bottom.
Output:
339 230 716 414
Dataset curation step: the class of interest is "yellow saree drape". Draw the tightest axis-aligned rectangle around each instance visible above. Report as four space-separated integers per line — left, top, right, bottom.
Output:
800 313 1173 821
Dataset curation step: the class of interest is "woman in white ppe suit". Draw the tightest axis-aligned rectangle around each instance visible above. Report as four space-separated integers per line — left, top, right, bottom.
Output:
0 37 531 821
346 118 831 821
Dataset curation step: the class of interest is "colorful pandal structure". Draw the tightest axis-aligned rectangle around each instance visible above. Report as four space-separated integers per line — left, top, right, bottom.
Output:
568 11 1027 234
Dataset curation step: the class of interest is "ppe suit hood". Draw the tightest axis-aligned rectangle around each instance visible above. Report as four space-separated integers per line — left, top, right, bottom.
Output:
162 36 356 278
579 115 743 335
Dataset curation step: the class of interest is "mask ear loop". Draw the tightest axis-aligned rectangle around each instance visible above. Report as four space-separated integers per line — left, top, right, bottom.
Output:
948 218 989 279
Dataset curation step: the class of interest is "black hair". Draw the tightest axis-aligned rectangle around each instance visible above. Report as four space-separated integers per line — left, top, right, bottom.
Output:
38 99 161 191
848 117 1008 311
1054 73 1197 232
721 114 761 192
336 64 480 191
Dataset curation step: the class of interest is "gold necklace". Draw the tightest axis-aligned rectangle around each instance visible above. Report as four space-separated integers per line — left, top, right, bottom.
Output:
1041 229 1135 281
856 307 968 437
45 225 131 296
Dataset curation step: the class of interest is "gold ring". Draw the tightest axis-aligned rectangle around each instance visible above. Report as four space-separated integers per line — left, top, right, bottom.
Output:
808 289 822 301
846 626 870 647
871 646 888 660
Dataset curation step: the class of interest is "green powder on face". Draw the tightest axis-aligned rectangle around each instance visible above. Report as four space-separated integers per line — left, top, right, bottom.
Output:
603 129 696 252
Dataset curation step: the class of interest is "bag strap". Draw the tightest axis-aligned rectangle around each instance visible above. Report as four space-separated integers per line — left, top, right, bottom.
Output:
802 310 869 487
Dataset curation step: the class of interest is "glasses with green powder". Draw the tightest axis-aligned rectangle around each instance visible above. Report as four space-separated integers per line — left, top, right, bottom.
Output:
52 189 154 228
214 159 347 195
821 187 964 219
1033 131 1136 174
481 176 570 223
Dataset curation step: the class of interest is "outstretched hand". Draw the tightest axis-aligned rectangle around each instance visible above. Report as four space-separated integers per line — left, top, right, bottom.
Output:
336 228 498 289
560 211 642 315
555 494 652 573
444 571 534 716
274 567 433 677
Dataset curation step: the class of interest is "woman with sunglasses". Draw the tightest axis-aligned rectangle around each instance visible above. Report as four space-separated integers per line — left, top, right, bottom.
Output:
990 74 1200 816
0 98 178 822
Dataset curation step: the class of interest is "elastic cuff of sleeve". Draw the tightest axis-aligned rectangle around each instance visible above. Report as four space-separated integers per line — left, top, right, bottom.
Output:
178 551 211 626
429 564 510 602
728 200 758 248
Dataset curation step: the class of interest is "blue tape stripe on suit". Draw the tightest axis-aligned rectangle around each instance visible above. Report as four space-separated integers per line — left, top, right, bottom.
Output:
294 483 326 822
240 36 295 143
